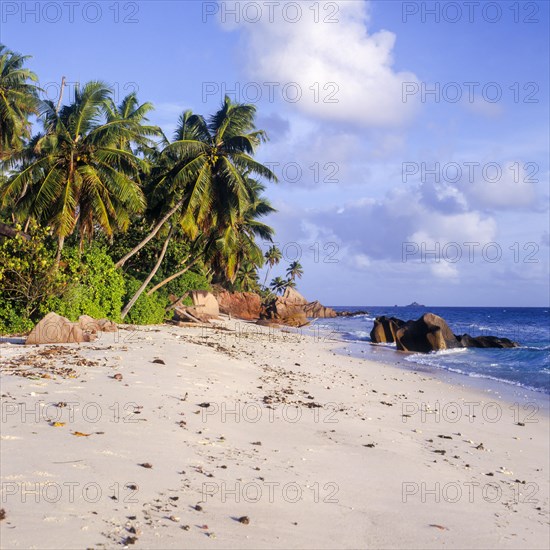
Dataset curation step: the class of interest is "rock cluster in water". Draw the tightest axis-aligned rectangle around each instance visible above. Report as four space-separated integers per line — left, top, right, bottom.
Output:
370 313 518 353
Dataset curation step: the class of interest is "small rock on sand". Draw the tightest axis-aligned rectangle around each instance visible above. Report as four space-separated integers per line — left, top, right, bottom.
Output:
238 516 250 525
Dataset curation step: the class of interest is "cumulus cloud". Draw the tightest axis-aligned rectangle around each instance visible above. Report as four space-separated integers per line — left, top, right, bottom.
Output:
462 161 539 210
224 0 419 127
431 262 460 282
403 158 544 212
304 185 498 269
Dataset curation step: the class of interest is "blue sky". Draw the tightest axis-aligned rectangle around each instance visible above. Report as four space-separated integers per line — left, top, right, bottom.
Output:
2 0 549 306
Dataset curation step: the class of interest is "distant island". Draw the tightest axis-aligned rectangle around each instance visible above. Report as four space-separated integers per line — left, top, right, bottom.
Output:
405 301 425 307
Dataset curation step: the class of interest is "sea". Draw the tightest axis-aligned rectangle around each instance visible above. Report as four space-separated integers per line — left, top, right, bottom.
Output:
312 306 550 399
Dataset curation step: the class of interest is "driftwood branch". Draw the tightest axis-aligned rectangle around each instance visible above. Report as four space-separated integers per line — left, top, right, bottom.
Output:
0 222 30 240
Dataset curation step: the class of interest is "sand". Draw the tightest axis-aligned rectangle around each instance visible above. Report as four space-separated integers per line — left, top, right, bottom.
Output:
0 319 548 549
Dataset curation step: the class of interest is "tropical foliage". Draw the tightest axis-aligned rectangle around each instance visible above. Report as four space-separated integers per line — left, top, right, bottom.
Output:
0 45 40 159
0 44 304 333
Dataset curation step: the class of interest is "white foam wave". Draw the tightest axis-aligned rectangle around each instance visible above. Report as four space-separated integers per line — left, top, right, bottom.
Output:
349 330 370 339
371 342 397 348
404 353 547 394
433 347 468 356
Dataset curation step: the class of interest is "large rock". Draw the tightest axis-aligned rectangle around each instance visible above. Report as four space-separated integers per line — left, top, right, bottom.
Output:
337 310 370 317
303 300 337 318
370 316 406 344
26 313 91 345
261 290 309 327
281 287 308 305
277 288 336 319
395 313 461 352
97 318 118 333
190 291 219 318
215 291 262 320
26 313 119 345
78 315 117 334
457 334 518 349
370 312 519 352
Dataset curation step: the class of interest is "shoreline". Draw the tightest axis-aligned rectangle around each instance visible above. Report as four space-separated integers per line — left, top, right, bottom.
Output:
334 339 550 412
312 306 550 400
1 320 549 548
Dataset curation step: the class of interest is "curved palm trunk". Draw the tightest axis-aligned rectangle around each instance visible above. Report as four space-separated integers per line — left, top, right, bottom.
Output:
146 255 202 296
115 199 184 268
147 256 199 296
55 76 66 113
121 227 173 320
262 265 272 288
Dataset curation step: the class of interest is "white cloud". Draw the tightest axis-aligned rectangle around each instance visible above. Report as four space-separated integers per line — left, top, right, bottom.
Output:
462 161 538 210
352 253 372 269
431 262 460 282
226 0 419 127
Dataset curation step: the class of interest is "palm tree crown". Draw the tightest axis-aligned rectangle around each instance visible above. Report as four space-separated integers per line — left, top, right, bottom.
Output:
1 81 147 245
0 45 40 159
262 244 282 287
152 96 277 238
286 260 304 281
270 276 287 295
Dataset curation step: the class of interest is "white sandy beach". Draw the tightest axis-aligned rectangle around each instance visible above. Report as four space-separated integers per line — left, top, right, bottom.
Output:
0 320 548 549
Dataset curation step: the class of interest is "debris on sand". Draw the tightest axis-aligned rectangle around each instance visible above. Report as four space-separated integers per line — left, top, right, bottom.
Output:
237 516 250 525
429 524 449 531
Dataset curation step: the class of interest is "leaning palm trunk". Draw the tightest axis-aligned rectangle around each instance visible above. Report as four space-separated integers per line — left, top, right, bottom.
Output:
55 235 65 264
121 227 173 319
262 266 272 289
115 199 184 268
146 255 202 296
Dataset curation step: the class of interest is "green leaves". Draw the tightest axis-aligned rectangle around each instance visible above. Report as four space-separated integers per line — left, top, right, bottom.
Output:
1 81 149 243
0 44 41 159
1 62 281 320
0 222 67 330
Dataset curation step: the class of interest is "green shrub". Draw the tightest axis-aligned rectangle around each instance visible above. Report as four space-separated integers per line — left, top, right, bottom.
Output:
161 269 211 305
123 277 167 325
0 300 35 335
0 224 67 334
46 244 126 322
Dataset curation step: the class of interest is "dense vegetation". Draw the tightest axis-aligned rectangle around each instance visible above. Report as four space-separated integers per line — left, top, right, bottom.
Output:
0 45 302 333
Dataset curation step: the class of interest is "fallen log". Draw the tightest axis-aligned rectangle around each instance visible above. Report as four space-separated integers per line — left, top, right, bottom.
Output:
0 222 30 240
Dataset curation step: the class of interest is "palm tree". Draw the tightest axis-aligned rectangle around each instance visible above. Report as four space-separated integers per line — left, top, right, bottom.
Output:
263 244 282 288
235 262 259 292
0 45 40 160
270 276 287 295
121 167 276 319
0 81 147 255
115 96 277 268
207 176 275 284
104 92 162 155
284 278 297 290
286 260 303 281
